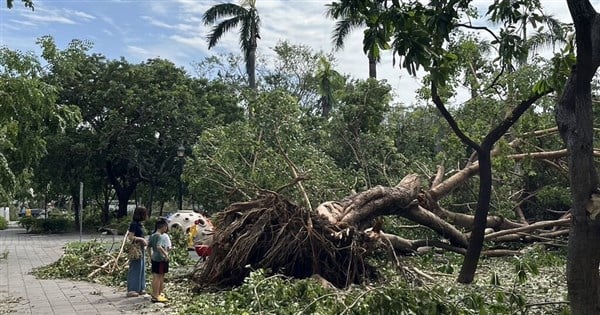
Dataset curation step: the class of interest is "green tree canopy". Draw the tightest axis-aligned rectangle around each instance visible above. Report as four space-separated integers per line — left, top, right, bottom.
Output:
0 46 80 203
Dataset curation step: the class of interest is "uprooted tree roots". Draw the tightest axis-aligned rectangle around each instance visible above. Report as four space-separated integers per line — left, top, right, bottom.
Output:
195 193 377 289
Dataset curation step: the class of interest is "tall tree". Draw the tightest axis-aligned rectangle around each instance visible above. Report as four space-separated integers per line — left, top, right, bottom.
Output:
315 56 345 118
0 46 80 204
203 0 261 90
555 1 600 313
326 0 391 78
263 41 326 109
341 0 565 283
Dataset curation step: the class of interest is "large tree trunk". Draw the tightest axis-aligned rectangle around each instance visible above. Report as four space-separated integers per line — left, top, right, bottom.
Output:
247 44 257 90
368 54 377 79
457 151 492 283
106 161 139 218
101 183 111 224
430 82 550 284
557 1 600 313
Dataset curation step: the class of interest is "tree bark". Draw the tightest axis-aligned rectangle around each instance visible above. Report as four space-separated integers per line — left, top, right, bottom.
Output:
558 1 600 313
247 46 256 90
368 54 377 79
457 151 492 283
106 161 139 218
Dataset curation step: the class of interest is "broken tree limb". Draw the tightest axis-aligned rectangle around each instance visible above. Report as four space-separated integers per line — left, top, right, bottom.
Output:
317 174 421 227
429 163 479 201
484 218 570 240
431 165 445 188
403 206 468 247
376 232 522 257
428 148 600 202
420 193 522 231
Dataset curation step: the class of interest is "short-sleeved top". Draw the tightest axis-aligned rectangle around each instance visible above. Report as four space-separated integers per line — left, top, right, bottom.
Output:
129 220 145 238
164 234 172 251
149 232 169 262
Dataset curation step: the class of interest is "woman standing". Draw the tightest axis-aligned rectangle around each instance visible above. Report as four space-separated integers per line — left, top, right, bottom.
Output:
127 206 149 297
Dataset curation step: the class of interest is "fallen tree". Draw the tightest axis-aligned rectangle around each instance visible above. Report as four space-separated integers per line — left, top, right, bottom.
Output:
195 146 574 289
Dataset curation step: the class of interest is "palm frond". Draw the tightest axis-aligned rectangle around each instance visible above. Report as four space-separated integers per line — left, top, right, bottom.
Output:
332 18 364 49
236 12 259 57
326 0 364 19
542 15 569 43
203 3 247 25
207 16 242 49
325 2 343 19
526 32 560 54
240 17 251 57
526 15 569 54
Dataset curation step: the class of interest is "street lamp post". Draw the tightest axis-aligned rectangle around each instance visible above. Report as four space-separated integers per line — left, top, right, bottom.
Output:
177 144 185 210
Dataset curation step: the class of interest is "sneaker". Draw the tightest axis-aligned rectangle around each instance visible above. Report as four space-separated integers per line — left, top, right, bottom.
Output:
151 295 168 303
126 291 139 297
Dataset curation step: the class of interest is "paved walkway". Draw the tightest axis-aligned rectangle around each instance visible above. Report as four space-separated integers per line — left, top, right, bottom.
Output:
0 223 168 315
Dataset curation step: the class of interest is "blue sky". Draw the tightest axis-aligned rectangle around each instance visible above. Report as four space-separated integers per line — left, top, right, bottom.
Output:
0 1 589 105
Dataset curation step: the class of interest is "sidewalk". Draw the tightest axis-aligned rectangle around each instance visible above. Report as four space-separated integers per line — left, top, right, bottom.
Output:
0 223 167 314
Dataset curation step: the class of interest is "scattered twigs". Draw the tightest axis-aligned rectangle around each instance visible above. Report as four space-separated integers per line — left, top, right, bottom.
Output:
87 234 131 279
340 287 375 315
274 131 313 211
296 293 339 315
114 232 129 269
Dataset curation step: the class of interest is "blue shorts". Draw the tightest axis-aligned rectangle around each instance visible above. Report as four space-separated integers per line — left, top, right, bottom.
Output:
151 260 169 274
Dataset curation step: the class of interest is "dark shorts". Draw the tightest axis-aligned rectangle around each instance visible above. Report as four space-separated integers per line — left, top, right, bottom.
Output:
151 260 169 274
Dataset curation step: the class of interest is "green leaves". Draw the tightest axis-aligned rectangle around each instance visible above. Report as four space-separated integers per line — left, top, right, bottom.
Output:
0 45 80 203
6 0 33 10
514 256 540 284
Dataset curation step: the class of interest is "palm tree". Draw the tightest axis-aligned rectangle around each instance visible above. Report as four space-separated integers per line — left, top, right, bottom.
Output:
326 0 391 79
315 56 344 118
203 0 260 89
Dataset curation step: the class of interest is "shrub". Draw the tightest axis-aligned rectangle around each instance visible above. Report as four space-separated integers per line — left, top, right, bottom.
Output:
0 216 7 230
115 216 133 234
82 209 104 232
100 216 133 235
33 217 74 234
19 216 36 232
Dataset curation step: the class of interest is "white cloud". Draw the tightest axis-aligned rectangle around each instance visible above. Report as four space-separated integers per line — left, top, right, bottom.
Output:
148 1 170 16
23 11 76 25
15 6 96 27
126 45 153 58
141 16 197 33
6 0 598 107
67 10 95 21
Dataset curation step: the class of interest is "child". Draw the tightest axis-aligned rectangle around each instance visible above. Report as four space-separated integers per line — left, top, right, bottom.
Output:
148 218 170 303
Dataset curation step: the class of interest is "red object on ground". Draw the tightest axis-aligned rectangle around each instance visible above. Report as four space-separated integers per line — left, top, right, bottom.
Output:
194 244 212 257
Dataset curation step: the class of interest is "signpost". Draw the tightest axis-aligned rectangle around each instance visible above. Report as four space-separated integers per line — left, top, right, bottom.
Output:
79 182 83 242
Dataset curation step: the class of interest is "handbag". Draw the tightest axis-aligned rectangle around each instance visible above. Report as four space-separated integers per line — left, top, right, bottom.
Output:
126 233 143 260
